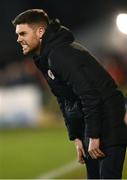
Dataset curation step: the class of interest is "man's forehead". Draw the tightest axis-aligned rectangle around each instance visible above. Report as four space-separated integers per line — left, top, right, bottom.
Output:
16 24 31 34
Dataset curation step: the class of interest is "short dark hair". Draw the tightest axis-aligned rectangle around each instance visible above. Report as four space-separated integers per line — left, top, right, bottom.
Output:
12 9 49 29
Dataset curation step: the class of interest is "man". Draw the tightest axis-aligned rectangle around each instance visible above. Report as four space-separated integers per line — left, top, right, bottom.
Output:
12 9 127 179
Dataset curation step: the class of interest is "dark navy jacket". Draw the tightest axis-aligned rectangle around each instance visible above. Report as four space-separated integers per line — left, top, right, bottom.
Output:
33 19 127 147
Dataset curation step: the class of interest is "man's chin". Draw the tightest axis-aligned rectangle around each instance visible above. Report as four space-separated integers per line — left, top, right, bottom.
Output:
23 50 32 56
23 49 37 56
23 52 28 55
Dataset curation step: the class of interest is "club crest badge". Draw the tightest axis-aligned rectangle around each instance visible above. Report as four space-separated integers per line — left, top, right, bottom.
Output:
48 69 55 80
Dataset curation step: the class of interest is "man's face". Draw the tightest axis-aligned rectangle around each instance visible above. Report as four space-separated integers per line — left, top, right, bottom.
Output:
16 23 44 55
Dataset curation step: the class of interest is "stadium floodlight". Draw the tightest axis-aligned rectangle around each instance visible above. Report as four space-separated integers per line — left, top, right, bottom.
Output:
116 13 127 34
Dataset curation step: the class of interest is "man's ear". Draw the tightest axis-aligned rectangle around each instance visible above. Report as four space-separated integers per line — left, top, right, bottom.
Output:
38 27 45 39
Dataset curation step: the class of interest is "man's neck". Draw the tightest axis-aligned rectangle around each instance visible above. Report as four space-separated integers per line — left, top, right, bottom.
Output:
35 40 42 55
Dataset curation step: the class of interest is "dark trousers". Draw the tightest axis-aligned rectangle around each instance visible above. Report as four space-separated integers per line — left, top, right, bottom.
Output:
84 145 126 179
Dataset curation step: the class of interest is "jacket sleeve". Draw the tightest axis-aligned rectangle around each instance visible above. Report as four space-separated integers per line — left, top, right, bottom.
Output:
56 96 85 140
51 50 102 138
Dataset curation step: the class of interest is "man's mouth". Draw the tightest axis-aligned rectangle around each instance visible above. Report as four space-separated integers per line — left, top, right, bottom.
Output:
22 44 28 50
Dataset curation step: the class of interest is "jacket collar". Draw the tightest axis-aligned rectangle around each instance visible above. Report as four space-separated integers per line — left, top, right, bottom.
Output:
33 19 74 71
40 19 74 57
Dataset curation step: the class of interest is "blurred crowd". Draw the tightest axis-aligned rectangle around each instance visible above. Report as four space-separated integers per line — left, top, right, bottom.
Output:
99 53 127 89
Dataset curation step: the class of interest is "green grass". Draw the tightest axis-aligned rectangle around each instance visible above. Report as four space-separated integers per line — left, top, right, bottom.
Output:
0 127 85 179
123 154 127 178
0 127 126 179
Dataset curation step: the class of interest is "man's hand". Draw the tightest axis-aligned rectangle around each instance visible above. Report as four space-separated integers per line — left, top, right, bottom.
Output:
74 138 85 164
88 138 105 159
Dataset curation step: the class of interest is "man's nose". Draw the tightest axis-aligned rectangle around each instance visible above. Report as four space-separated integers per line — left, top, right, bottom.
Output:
17 36 22 43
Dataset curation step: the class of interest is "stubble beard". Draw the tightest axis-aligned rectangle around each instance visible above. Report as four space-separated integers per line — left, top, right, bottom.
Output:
22 44 40 56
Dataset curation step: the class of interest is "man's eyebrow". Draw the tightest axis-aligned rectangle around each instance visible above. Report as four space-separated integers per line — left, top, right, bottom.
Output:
16 31 26 35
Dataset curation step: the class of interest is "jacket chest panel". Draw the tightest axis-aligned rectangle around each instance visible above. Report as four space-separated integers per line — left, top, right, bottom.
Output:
45 69 76 99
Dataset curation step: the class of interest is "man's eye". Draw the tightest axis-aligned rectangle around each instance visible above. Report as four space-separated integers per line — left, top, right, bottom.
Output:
20 32 26 36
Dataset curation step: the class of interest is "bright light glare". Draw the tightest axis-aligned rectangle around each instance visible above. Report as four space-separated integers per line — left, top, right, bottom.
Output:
116 13 127 34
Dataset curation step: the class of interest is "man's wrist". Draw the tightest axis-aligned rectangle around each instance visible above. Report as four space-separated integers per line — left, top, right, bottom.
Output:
74 138 81 142
90 137 99 140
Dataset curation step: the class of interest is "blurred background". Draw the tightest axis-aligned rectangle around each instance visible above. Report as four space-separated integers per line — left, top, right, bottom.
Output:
0 0 127 179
